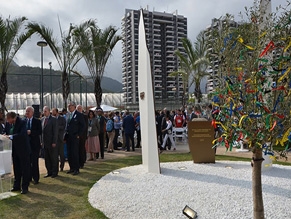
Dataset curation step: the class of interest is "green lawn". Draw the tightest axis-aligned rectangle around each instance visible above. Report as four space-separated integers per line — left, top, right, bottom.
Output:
0 153 289 219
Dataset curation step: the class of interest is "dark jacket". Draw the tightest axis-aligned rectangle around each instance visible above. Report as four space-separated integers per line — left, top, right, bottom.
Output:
122 114 135 134
88 118 100 137
80 113 88 140
97 115 106 134
26 117 42 152
56 115 66 142
42 116 58 148
66 110 85 137
4 117 30 156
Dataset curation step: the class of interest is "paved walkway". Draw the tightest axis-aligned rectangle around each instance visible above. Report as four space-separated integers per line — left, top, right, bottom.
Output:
36 141 291 174
3 141 290 176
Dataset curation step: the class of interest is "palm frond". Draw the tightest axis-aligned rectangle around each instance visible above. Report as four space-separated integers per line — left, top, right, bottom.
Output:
27 22 62 68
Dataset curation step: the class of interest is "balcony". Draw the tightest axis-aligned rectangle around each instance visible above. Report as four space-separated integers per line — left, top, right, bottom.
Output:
154 78 162 83
154 64 162 68
166 29 174 34
166 34 174 38
153 32 160 37
155 83 163 88
166 65 175 69
154 73 162 77
153 46 161 50
167 83 175 87
154 38 161 43
167 59 175 63
154 61 162 66
177 26 185 30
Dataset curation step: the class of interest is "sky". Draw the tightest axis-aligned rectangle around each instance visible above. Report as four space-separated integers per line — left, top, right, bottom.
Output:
0 0 288 82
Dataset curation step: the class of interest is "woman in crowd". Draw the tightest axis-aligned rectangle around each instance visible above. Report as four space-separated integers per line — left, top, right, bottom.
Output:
106 112 115 152
85 110 100 161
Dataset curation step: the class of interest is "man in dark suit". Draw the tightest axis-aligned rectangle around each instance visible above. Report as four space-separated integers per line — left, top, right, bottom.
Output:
96 107 106 159
42 106 58 178
122 111 136 152
4 112 30 194
65 101 85 175
25 106 42 184
52 108 66 171
0 109 5 134
76 105 88 168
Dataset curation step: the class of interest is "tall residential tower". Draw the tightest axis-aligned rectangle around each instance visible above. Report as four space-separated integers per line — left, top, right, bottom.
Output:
121 8 187 109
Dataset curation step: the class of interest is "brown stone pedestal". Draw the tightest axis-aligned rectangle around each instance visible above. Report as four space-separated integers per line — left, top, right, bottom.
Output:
188 121 215 163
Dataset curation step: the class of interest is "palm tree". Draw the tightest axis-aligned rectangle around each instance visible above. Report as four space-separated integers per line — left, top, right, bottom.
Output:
0 16 34 111
27 19 90 108
73 21 121 107
173 32 209 104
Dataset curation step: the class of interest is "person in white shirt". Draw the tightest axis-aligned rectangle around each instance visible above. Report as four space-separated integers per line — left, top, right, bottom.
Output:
160 115 176 152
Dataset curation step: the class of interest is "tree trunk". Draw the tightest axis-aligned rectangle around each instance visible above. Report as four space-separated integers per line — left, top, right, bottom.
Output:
94 76 102 108
181 91 185 107
0 72 8 112
62 70 70 109
194 82 202 103
252 147 264 219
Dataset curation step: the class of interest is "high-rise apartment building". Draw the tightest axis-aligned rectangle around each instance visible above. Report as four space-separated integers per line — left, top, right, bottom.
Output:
121 8 187 108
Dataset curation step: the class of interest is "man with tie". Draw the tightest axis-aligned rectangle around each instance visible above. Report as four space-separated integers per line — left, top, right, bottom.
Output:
4 112 30 194
65 101 85 175
52 108 66 171
42 106 58 178
76 105 88 168
25 106 42 184
96 107 106 159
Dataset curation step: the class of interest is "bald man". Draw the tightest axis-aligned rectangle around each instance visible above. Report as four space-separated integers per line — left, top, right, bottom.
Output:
42 106 58 178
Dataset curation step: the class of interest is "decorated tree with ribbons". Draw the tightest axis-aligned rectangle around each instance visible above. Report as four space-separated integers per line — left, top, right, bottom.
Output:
208 1 291 218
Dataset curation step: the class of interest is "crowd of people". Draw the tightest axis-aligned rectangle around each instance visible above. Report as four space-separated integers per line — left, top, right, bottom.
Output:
156 104 213 152
2 101 213 194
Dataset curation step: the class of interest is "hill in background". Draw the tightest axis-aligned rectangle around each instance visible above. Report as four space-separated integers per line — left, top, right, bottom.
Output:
6 65 122 93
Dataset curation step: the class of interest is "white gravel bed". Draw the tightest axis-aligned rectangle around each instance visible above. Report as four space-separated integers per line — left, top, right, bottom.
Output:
88 161 291 219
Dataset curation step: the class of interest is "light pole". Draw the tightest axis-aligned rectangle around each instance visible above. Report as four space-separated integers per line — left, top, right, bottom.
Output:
49 62 52 109
37 41 47 111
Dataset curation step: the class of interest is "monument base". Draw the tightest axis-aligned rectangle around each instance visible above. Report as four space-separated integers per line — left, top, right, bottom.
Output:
188 121 215 163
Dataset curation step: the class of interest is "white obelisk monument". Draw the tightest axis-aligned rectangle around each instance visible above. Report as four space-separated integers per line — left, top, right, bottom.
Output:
138 10 160 174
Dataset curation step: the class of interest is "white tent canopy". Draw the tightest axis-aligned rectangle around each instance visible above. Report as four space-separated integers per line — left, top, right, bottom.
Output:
5 92 123 114
90 104 118 112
